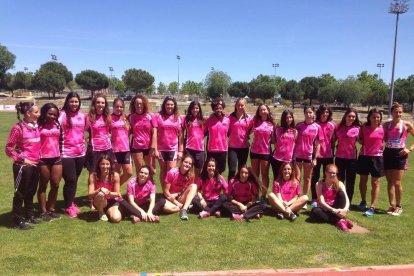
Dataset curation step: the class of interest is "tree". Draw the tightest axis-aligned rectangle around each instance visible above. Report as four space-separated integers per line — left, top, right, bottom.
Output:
33 61 73 99
204 70 232 99
122 68 155 95
357 71 388 109
280 80 304 108
394 75 414 111
336 77 369 108
300 76 320 105
249 74 275 101
75 70 109 98
168 81 179 94
317 74 338 104
181 80 203 95
228 81 250 98
13 71 33 91
0 45 16 89
157 82 167 95
109 77 126 96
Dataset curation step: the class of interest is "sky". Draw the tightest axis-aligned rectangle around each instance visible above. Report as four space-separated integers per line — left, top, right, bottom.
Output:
1 0 413 86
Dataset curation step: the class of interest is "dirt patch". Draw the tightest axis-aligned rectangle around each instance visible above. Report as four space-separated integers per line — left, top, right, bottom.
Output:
349 222 370 234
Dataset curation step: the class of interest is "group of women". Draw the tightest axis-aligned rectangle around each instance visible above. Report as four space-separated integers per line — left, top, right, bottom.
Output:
6 92 414 231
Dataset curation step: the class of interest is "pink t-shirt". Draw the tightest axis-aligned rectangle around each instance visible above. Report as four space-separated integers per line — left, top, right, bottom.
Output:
59 111 86 158
250 120 274 155
165 167 194 194
39 122 60 159
272 127 297 162
129 112 154 150
384 120 407 149
227 178 258 203
321 181 336 206
127 178 156 206
204 115 230 152
228 113 252 148
317 121 336 158
110 114 130 153
359 125 384 157
88 115 112 152
335 125 360 159
196 175 228 201
272 179 301 202
182 117 204 151
94 179 115 199
155 113 182 151
6 121 41 163
294 122 324 160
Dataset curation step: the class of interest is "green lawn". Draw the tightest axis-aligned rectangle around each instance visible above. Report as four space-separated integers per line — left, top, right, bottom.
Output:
0 111 413 275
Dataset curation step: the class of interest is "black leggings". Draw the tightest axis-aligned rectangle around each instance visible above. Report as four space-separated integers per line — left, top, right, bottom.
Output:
310 190 347 224
62 156 86 208
222 200 267 220
335 158 357 204
207 151 227 174
119 197 166 219
227 148 249 181
12 164 39 223
192 194 227 215
311 158 334 200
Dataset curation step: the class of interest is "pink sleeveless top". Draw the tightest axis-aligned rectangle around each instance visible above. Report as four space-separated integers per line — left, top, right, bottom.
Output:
384 120 407 149
321 181 337 206
39 122 60 159
359 125 384 157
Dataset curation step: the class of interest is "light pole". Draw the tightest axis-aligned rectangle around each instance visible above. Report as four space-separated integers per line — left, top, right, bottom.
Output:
109 67 114 97
377 63 384 79
272 63 279 102
388 0 409 116
51 54 57 61
176 55 181 94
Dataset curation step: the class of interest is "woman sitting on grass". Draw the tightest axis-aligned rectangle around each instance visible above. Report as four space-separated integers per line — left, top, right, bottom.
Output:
88 154 122 222
192 157 228 219
223 165 267 222
310 164 353 232
268 162 307 221
163 155 198 220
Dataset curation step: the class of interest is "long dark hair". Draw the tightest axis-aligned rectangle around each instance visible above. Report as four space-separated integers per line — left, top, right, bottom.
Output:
129 94 150 114
62 92 81 128
254 104 275 128
113 97 130 131
365 108 382 126
234 164 262 194
160 96 179 121
95 154 115 182
88 93 111 126
316 104 333 122
38 103 60 127
185 100 204 127
338 108 361 130
277 162 298 188
200 157 220 182
280 109 295 132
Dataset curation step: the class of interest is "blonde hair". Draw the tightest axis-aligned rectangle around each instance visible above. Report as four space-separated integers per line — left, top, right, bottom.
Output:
325 164 340 192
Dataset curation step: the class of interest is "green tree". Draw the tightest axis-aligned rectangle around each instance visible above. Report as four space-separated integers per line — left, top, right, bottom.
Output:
394 75 414 111
336 77 369 108
228 81 250 98
204 70 231 99
110 77 126 96
122 68 155 95
0 45 16 88
181 80 203 95
168 81 179 94
357 71 388 109
317 74 337 104
249 74 275 101
280 80 303 108
157 82 167 95
13 71 33 91
75 70 109 98
33 61 73 99
300 76 320 105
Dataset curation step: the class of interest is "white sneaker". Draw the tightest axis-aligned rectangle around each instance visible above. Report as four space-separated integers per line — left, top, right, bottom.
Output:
99 214 108 221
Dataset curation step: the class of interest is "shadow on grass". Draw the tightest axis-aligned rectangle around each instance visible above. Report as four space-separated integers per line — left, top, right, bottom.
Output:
0 211 16 229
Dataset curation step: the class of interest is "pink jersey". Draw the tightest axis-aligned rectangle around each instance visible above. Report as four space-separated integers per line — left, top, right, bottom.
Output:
59 111 86 158
94 179 115 199
272 127 297 162
127 178 156 206
155 113 182 151
6 121 41 163
129 112 154 150
227 178 258 203
250 120 274 155
165 167 194 194
110 114 130 153
335 125 360 159
272 179 301 202
228 113 252 148
359 125 384 157
196 175 228 201
384 120 407 149
321 182 336 206
317 121 336 158
294 122 324 160
204 115 230 152
88 115 112 151
182 117 204 151
39 122 60 159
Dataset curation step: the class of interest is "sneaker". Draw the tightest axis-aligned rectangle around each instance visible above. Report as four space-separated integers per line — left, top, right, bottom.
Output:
255 214 261 219
387 206 396 215
65 206 78 218
47 211 61 219
232 213 243 221
311 201 318 208
336 219 350 232
26 216 42 224
72 202 81 214
179 209 189 220
214 211 221 218
153 215 160 223
39 212 52 222
16 221 33 230
302 204 308 210
131 215 141 224
198 211 210 219
99 213 108 221
276 212 284 220
290 213 297 222
364 207 375 217
357 201 367 211
89 201 95 211
392 206 403 216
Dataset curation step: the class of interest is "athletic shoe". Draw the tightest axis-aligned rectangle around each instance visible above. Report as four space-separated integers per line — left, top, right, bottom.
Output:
153 216 160 223
47 211 61 219
357 201 367 211
302 204 308 210
254 214 261 219
344 219 354 229
131 215 141 224
214 211 221 218
276 212 284 220
392 207 403 216
27 216 42 224
16 221 33 230
65 206 78 218
198 211 210 219
232 213 243 221
179 209 189 220
89 201 95 211
336 219 350 232
364 207 375 217
311 201 318 208
290 213 297 222
72 202 81 214
99 213 108 222
39 212 52 222
387 206 396 215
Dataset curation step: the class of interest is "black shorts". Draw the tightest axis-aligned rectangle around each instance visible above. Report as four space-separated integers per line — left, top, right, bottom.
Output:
85 149 116 172
39 157 62 166
294 157 312 164
185 148 204 169
356 155 384 177
131 148 151 156
383 148 408 170
114 151 131 165
250 151 270 161
159 151 177 162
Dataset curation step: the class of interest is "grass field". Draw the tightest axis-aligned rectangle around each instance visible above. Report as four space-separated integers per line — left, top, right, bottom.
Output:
0 110 413 275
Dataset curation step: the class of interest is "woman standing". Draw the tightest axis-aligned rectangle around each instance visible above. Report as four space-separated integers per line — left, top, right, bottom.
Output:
334 108 361 204
37 103 62 221
357 108 384 217
227 98 252 181
6 102 40 230
59 92 87 218
383 103 414 216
